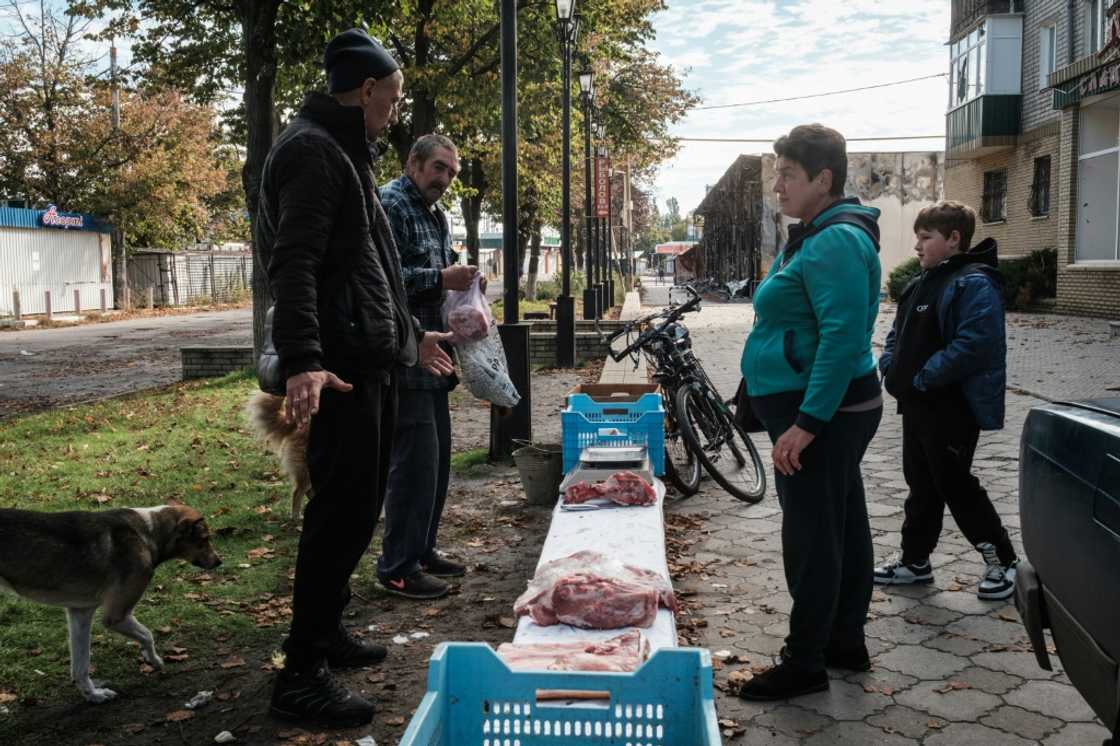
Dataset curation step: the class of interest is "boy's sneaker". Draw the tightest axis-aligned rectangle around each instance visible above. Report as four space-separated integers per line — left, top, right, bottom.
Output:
270 664 375 727
873 554 934 585
976 542 1017 600
379 570 449 600
420 551 466 578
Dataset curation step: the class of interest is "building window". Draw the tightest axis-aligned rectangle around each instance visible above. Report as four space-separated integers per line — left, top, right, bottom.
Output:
982 170 1008 223
1030 157 1052 217
1076 102 1120 261
949 23 986 109
1040 24 1057 89
1088 0 1107 54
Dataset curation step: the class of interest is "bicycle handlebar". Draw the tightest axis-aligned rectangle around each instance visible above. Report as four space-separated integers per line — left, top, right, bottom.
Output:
604 286 702 363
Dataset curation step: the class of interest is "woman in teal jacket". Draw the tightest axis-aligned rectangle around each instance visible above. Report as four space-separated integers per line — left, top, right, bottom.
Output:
738 124 884 701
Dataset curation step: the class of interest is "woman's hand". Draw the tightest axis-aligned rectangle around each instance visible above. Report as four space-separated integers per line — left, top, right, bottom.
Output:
772 424 815 476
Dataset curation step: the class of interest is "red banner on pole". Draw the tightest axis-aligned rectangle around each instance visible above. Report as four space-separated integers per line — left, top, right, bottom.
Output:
595 157 610 217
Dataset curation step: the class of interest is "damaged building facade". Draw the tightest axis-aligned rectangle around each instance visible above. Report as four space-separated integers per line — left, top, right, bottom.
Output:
945 0 1120 319
691 151 943 291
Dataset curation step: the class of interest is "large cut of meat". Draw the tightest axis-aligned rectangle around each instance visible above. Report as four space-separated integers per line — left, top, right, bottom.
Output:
514 550 676 629
497 630 650 672
562 471 656 506
448 306 489 341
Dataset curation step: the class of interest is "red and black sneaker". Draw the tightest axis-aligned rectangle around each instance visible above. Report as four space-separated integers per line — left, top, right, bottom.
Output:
378 570 449 600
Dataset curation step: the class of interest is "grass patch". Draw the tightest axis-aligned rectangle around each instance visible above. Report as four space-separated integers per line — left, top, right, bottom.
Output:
0 370 298 704
450 447 492 477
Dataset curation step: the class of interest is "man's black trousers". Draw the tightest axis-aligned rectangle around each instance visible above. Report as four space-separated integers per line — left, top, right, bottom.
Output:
283 374 395 671
377 387 452 580
899 406 1015 566
762 406 882 673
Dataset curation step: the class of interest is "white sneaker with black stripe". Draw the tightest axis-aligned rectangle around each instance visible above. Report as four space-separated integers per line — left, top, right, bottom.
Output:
873 554 934 585
976 542 1018 600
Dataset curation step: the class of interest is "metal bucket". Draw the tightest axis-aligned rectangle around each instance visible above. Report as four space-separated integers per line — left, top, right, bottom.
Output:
512 442 564 506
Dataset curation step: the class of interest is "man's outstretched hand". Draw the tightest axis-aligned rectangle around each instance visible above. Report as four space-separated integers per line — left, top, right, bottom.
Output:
286 370 353 426
420 331 456 376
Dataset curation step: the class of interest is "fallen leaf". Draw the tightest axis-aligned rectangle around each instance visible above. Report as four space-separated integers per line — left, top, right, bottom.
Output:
165 709 194 722
934 681 970 694
498 616 517 629
927 718 946 729
220 655 246 669
122 723 145 734
385 716 406 726
0 691 16 705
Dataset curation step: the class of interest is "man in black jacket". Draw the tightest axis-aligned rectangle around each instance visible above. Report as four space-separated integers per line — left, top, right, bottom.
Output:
256 29 454 728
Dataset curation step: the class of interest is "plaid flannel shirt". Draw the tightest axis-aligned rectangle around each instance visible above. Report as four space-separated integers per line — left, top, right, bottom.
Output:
380 174 458 390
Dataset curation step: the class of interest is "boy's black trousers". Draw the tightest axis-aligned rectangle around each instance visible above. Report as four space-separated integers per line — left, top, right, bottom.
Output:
899 403 1016 566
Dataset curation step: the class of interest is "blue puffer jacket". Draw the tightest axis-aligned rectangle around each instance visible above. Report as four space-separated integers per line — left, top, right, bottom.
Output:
879 238 1007 430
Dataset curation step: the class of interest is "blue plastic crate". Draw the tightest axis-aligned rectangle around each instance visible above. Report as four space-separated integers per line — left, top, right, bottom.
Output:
562 393 665 475
400 643 721 745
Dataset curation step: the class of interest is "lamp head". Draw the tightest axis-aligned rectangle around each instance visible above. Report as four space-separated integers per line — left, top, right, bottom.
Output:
555 0 575 21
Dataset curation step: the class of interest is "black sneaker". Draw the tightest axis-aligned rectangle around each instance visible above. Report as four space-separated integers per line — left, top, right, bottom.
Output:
976 542 1018 600
873 554 934 585
421 552 466 578
326 626 387 669
270 664 374 728
379 570 449 600
738 661 829 702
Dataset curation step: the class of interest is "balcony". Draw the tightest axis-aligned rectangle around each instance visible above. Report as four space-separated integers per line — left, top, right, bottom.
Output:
951 0 1011 39
946 94 1022 158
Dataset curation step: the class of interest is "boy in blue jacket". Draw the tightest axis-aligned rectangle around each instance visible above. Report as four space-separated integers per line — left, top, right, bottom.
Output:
875 201 1017 600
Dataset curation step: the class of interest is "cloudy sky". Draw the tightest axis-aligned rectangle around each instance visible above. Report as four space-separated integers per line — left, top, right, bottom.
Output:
648 0 951 215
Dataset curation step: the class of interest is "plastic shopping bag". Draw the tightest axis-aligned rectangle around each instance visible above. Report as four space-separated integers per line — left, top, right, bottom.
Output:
457 316 522 408
442 273 491 344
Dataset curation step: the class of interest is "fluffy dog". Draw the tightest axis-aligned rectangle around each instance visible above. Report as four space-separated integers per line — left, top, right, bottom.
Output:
245 391 311 519
0 504 221 703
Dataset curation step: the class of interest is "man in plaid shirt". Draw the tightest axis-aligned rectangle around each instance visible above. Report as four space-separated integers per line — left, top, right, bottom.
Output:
376 134 479 600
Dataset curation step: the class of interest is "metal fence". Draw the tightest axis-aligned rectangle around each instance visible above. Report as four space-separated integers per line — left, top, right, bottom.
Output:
128 251 253 307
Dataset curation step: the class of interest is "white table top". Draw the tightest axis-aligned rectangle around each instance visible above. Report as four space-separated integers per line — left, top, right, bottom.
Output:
512 477 678 651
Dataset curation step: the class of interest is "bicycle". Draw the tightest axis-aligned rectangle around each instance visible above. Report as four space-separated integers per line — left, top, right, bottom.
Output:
602 287 766 503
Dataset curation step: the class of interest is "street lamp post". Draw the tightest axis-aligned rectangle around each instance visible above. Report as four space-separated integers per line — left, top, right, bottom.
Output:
578 61 597 320
594 120 608 314
553 0 578 367
490 0 532 460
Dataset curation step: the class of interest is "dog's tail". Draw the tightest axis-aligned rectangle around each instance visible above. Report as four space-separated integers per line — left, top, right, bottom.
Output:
244 391 299 452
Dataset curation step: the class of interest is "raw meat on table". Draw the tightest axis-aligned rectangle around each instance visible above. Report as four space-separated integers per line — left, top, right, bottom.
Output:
562 471 656 506
497 630 651 672
514 550 676 629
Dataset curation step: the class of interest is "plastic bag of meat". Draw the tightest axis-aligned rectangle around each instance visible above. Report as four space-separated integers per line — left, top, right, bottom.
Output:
457 317 521 408
496 630 651 672
442 273 492 343
563 471 656 506
514 550 676 629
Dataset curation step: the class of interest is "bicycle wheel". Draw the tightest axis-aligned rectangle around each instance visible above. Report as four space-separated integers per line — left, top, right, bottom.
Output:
675 384 766 503
662 418 700 496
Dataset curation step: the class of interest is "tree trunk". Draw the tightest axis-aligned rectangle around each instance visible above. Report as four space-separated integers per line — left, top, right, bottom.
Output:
525 222 542 300
240 0 281 358
111 226 127 309
459 157 485 267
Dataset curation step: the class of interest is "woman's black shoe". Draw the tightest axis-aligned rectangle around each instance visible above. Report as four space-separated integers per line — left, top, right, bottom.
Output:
738 661 829 701
270 664 375 727
825 643 871 672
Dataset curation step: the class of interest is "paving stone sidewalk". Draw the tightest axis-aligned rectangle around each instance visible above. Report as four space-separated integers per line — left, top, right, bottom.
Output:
643 287 1118 744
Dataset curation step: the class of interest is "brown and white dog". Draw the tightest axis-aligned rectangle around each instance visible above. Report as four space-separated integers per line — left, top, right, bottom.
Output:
0 504 221 703
244 391 311 519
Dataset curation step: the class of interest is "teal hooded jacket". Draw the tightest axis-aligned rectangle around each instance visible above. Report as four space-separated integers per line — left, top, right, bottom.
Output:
741 198 882 434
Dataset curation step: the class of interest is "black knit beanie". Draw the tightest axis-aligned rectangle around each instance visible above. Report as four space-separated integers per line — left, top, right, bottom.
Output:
324 29 400 94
